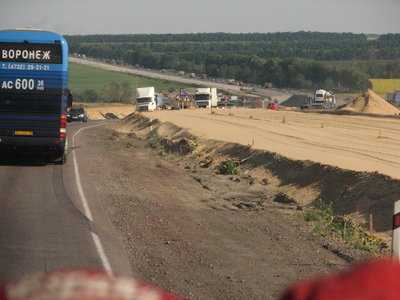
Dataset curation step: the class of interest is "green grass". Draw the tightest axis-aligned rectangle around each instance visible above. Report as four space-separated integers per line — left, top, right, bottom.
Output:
302 200 386 253
68 62 193 96
338 78 400 100
370 78 400 96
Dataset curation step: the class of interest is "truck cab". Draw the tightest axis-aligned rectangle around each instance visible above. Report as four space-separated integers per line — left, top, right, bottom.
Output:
136 87 157 112
194 88 218 108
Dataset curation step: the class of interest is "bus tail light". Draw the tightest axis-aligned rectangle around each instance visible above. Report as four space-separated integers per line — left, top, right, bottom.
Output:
60 128 66 138
60 115 67 137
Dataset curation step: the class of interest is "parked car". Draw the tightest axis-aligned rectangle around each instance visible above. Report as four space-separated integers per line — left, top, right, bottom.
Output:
67 106 88 122
267 102 278 110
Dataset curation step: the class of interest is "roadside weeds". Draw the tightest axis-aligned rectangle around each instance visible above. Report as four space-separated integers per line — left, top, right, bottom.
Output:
115 113 397 258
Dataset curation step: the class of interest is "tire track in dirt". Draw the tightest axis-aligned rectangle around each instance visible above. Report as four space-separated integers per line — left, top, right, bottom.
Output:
161 112 400 175
148 109 400 179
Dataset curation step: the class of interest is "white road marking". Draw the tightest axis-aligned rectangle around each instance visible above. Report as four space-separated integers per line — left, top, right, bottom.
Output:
71 123 113 275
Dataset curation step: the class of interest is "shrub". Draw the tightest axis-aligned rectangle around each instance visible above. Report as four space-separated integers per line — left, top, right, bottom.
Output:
217 159 240 175
148 135 165 143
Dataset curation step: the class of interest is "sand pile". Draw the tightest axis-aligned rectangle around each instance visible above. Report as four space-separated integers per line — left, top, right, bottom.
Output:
83 104 134 120
338 89 400 115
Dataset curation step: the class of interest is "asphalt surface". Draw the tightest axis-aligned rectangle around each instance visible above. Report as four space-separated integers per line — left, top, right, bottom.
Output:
0 120 131 284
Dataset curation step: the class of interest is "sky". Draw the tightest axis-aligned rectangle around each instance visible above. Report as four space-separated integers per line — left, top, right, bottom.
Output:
1 0 399 36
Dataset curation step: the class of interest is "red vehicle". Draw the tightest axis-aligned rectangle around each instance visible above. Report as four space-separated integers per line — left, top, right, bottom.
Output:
267 102 278 110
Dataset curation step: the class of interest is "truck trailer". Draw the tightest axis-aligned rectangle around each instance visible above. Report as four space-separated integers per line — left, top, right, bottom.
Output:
136 87 156 112
194 88 218 108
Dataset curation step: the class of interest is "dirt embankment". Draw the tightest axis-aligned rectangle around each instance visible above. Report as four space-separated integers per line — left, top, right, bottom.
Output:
83 103 135 120
84 124 367 300
79 110 400 300
112 113 400 243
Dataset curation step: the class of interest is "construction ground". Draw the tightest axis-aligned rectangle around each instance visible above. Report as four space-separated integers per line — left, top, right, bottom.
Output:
80 97 399 299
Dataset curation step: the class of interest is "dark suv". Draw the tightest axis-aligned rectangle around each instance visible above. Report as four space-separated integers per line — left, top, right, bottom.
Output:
67 106 88 122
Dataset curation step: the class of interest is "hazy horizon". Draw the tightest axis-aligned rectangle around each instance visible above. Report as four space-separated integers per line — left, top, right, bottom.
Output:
1 0 399 36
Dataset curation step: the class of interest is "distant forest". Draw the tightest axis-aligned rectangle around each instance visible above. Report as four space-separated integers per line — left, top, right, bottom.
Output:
66 32 400 92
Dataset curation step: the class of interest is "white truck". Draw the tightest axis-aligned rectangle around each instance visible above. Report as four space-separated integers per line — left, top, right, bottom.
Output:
312 89 336 108
136 87 157 112
194 88 218 108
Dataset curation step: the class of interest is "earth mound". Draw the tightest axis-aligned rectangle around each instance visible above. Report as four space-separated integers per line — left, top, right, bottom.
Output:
338 89 400 115
280 94 311 107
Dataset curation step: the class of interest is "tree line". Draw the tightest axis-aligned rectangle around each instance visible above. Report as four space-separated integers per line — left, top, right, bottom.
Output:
65 32 367 44
66 32 400 92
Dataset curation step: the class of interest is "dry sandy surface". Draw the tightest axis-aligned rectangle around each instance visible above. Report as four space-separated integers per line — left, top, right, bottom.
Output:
83 103 135 120
83 125 370 300
339 89 400 116
85 105 400 179
71 59 400 299
146 108 400 180
77 107 400 299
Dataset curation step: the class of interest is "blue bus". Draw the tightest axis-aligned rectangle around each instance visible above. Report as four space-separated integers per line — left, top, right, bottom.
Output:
0 29 71 163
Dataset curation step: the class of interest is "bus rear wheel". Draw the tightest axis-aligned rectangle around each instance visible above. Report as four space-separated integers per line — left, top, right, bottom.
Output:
55 145 67 165
55 152 67 164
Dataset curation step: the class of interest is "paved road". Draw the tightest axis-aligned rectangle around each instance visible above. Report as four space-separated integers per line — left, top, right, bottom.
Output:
0 120 131 283
69 57 293 102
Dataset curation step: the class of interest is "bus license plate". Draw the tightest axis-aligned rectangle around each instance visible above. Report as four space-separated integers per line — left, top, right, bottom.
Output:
15 131 33 136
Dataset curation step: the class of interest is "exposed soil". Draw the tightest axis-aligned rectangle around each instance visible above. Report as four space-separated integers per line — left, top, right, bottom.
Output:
71 58 400 298
83 103 135 120
79 113 397 300
338 89 400 115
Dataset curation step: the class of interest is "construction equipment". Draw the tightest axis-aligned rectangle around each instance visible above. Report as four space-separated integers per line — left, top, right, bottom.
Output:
312 89 336 108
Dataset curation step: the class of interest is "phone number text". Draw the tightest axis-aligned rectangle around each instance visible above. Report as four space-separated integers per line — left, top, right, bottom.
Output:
1 63 50 71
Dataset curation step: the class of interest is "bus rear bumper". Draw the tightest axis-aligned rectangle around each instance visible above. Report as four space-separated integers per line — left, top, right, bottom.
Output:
0 136 66 154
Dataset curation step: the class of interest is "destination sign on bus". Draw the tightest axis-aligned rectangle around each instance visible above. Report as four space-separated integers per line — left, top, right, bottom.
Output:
0 42 62 64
